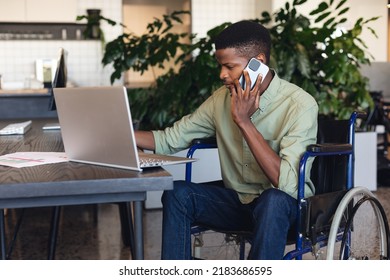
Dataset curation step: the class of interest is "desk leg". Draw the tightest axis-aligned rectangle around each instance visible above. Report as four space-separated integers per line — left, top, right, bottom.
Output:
47 206 61 260
133 201 144 260
0 209 5 260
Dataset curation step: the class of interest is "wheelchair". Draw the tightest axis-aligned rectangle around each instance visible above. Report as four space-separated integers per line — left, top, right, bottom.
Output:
185 111 390 260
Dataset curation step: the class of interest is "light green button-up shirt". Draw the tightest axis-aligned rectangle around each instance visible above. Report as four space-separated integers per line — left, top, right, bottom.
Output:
153 72 318 203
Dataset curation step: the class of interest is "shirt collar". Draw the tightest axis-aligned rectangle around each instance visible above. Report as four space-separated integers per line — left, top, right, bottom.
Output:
258 69 280 113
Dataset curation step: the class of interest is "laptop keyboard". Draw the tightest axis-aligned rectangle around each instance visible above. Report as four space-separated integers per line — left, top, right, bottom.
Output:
138 153 171 167
138 152 196 168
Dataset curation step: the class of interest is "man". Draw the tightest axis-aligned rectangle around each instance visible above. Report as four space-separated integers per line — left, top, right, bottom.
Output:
135 20 318 259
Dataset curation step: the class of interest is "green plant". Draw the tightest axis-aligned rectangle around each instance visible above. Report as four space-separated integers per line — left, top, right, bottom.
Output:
102 11 191 84
257 0 378 119
102 0 378 129
102 11 225 129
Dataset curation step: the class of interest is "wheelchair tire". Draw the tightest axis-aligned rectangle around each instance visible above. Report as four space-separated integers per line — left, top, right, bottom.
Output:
326 187 390 260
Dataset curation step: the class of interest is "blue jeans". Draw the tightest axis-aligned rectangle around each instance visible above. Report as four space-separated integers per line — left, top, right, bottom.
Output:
161 180 297 260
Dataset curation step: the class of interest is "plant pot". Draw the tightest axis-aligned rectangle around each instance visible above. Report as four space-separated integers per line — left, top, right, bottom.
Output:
86 9 102 39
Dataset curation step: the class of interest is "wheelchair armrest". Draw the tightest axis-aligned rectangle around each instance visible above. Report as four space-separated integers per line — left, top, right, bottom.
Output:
355 111 368 120
191 137 217 146
307 143 352 153
297 143 353 202
186 137 218 182
187 137 218 158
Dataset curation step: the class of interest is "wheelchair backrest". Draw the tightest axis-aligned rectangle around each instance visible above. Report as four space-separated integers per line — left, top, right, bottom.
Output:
310 118 350 195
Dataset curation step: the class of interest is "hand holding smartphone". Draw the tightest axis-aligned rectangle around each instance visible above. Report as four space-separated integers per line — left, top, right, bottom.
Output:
239 58 269 90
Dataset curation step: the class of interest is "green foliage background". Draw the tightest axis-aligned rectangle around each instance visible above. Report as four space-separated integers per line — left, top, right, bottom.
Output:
101 0 378 129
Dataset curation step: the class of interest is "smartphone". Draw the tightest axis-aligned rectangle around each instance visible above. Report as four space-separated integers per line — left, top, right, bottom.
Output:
239 58 269 90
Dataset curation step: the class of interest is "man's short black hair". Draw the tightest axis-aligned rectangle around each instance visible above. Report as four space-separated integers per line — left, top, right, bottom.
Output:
214 20 271 64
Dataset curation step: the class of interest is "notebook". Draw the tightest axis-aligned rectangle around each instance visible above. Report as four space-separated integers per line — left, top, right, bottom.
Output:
53 86 196 171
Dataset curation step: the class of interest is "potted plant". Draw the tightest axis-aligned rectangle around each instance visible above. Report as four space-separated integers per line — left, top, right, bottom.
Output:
76 9 117 45
102 0 378 129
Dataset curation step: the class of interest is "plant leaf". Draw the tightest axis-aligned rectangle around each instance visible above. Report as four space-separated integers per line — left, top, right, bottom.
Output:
315 11 331 23
337 7 349 16
335 0 347 10
309 2 329 15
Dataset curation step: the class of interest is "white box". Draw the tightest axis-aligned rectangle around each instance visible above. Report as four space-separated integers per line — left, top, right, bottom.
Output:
354 132 377 191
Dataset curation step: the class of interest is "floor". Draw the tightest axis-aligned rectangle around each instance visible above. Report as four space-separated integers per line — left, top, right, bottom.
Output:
3 186 390 260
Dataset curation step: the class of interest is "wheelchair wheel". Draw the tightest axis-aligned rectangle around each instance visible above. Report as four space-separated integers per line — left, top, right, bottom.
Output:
326 187 390 260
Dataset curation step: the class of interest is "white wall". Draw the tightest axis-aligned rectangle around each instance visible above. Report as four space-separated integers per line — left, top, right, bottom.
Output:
191 0 261 38
0 40 106 88
0 0 78 22
0 0 124 88
272 0 388 62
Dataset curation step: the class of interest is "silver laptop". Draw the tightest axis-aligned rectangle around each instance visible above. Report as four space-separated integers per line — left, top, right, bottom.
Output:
53 86 196 171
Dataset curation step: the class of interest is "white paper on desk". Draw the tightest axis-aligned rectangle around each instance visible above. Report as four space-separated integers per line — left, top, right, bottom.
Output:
0 152 68 168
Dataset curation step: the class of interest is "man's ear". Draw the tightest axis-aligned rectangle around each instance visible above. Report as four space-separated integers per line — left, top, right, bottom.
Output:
255 53 267 64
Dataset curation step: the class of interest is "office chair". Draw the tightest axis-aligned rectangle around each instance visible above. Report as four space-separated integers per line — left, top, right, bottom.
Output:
365 91 390 187
185 111 389 260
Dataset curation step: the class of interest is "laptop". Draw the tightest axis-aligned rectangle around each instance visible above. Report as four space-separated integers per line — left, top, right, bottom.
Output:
53 86 196 171
43 47 68 130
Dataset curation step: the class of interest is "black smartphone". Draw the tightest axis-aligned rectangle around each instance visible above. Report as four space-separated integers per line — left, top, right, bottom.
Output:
239 58 269 90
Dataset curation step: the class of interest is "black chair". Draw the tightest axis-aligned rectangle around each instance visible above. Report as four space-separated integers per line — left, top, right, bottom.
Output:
365 91 390 186
185 112 389 260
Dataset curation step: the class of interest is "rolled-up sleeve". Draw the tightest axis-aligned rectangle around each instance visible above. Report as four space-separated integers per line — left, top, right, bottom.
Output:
278 105 318 198
152 95 217 155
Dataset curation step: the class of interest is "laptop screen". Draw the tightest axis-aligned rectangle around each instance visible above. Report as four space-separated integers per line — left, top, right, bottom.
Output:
48 48 68 111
